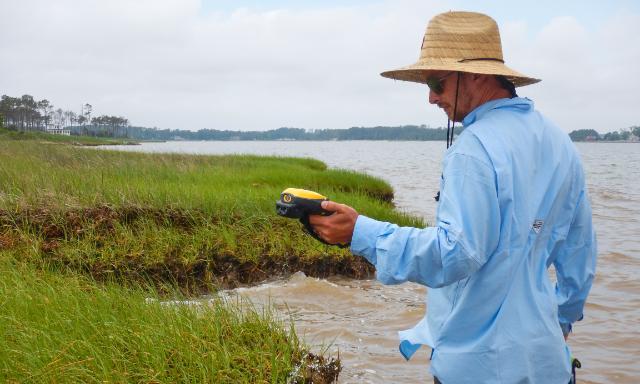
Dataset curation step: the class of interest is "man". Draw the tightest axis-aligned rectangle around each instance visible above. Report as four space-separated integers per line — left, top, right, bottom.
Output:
309 11 597 384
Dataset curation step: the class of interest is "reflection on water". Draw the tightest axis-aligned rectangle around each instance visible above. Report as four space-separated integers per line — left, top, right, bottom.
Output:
105 141 640 383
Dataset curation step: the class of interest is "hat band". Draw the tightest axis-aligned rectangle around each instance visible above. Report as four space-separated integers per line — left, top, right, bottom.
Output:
458 58 505 63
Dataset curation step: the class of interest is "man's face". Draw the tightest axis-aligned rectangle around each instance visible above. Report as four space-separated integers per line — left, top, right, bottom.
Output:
427 71 473 122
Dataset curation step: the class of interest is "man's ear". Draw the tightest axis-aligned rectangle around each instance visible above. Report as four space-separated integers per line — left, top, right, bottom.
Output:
472 74 496 89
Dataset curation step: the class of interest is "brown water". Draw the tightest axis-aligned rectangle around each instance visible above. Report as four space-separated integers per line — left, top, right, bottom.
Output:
108 141 640 383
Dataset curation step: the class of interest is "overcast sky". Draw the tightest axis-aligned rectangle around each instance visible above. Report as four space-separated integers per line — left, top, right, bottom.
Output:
1 0 638 133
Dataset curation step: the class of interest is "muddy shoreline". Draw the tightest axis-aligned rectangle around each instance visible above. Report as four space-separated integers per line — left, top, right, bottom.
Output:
0 205 375 293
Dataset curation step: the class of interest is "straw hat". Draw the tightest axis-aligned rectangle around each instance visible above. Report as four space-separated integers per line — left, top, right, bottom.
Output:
381 11 540 87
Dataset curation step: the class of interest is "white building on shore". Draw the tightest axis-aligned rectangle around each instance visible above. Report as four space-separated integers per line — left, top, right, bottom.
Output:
46 123 70 136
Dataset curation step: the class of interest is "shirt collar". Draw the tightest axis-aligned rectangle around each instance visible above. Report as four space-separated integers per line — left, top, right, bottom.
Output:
462 97 534 127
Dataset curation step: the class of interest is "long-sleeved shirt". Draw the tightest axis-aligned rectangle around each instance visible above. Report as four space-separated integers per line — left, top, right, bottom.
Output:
351 97 597 383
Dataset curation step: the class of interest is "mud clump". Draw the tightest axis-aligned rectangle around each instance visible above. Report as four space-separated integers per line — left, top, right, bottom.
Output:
290 353 341 384
209 254 374 289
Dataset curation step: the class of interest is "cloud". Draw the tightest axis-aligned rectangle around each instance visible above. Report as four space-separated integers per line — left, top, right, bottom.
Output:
1 0 638 132
504 13 640 132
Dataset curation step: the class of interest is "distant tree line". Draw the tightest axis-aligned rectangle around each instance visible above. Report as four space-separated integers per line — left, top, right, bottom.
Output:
122 125 640 142
70 116 129 138
106 125 453 141
0 94 127 137
1 94 61 131
569 127 640 142
3 93 638 142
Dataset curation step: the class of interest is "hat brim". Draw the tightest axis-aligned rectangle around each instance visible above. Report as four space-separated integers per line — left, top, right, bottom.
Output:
381 59 540 87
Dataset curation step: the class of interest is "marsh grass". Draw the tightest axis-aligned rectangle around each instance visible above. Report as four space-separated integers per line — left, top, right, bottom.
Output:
0 138 422 382
0 254 330 383
0 127 135 146
1 140 423 290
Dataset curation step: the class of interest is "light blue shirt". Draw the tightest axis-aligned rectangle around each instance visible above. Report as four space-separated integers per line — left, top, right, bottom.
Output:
351 97 597 383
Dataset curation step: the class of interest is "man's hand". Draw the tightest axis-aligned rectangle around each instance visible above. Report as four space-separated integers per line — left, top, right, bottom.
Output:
308 201 358 245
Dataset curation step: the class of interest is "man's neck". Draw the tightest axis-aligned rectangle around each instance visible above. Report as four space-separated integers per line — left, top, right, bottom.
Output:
475 87 513 107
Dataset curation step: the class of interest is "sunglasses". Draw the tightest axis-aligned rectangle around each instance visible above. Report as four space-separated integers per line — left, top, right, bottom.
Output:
426 72 456 94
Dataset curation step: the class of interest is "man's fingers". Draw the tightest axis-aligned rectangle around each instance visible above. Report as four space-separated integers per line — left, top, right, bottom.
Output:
321 200 342 212
307 201 358 245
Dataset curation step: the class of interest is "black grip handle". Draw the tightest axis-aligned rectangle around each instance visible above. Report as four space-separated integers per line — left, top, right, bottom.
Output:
299 213 350 249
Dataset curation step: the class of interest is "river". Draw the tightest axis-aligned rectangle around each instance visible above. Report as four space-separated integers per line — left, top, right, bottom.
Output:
101 141 640 383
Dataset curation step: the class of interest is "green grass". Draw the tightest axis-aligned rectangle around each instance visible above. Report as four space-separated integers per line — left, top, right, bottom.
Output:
0 127 136 146
0 140 423 290
0 140 396 210
0 136 422 382
0 253 321 383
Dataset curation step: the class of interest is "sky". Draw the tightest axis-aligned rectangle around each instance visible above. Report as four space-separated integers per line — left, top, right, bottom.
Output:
1 0 639 133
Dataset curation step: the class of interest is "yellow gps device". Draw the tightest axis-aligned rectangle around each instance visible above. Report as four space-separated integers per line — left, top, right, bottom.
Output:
276 188 330 218
275 188 347 247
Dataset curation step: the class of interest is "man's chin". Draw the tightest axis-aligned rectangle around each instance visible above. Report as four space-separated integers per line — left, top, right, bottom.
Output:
438 107 451 120
448 110 464 123
439 107 460 122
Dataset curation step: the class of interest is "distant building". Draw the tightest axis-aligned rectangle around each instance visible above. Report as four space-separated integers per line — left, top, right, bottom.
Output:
46 123 70 136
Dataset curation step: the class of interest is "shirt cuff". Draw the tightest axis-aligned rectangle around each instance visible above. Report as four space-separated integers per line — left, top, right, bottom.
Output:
559 313 582 337
350 215 389 266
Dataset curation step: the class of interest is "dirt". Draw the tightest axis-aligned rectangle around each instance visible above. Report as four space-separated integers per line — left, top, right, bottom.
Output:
291 353 342 384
